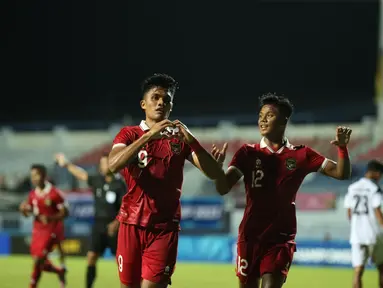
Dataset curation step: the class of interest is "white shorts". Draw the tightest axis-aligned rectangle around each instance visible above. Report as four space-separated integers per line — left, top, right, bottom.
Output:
351 244 374 268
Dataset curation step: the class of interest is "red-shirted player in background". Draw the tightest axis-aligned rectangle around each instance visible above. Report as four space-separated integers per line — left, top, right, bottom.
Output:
212 93 352 288
108 73 224 288
19 164 69 288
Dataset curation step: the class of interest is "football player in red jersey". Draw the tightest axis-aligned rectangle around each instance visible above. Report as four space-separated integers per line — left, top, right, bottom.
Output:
19 164 69 288
108 73 224 288
212 93 352 288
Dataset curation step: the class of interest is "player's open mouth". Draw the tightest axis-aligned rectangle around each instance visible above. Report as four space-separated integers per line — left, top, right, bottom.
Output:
259 125 268 131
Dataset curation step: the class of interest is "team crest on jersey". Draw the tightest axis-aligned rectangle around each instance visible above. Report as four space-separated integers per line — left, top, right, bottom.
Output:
255 158 262 169
169 142 181 154
44 198 52 206
285 158 297 170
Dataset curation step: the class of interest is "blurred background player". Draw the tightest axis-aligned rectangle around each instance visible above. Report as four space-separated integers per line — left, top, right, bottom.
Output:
344 160 383 288
212 93 352 288
108 73 224 288
55 153 125 288
19 164 68 288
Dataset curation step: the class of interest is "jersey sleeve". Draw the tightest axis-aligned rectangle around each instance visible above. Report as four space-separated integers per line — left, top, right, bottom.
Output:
305 147 329 173
372 191 382 209
228 144 248 177
112 127 136 149
53 189 68 210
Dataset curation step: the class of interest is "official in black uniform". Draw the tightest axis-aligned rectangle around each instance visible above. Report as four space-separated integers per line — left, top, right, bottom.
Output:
55 152 126 288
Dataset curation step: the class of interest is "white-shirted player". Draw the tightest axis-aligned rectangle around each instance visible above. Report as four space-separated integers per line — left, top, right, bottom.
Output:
345 160 383 288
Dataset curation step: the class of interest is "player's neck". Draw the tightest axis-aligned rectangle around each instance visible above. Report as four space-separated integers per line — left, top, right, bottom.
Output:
37 183 46 190
144 118 161 129
264 136 285 150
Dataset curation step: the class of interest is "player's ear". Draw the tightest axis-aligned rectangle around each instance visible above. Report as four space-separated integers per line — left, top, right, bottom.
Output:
140 99 146 110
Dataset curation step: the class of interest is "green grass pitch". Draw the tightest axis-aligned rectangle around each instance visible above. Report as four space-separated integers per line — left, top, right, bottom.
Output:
0 255 377 287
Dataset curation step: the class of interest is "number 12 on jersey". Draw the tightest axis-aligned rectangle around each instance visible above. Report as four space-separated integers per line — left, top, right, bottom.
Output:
252 170 264 188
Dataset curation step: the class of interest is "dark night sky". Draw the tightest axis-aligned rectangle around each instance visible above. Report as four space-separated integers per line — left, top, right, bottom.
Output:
3 1 380 125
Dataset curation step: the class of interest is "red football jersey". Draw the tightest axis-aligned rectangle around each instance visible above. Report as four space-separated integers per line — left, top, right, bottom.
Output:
27 182 66 232
112 120 192 229
229 138 329 243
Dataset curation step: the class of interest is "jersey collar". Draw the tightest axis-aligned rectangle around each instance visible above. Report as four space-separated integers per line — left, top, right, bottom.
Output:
35 181 52 196
260 137 294 154
139 120 150 131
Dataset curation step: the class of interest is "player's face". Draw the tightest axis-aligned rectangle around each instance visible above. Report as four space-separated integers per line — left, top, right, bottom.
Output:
141 87 173 121
258 104 286 137
99 156 110 175
30 168 44 187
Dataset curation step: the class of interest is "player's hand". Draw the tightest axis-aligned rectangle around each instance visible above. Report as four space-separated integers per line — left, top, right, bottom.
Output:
147 119 176 140
55 153 68 167
19 202 31 217
330 126 352 147
173 120 194 144
107 220 119 237
38 215 49 225
211 143 228 167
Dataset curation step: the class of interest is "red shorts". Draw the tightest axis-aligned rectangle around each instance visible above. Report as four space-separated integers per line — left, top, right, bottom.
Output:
30 229 57 258
54 222 65 243
116 224 178 286
236 241 296 284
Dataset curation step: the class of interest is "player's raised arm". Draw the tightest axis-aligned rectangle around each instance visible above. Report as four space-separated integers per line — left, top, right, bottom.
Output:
321 126 352 180
174 120 225 180
55 153 89 182
212 143 245 195
108 120 174 173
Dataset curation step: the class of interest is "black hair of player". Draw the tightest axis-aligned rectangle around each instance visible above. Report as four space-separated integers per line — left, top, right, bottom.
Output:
141 73 178 99
367 160 383 174
31 164 47 178
259 93 294 122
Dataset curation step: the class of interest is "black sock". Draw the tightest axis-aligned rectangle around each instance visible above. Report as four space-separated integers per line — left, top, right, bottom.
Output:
86 265 96 288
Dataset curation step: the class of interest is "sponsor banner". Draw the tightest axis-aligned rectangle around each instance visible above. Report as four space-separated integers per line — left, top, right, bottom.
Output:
65 192 94 223
177 236 373 268
295 192 336 211
0 233 10 255
180 197 225 231
65 192 225 232
178 235 234 262
10 235 89 256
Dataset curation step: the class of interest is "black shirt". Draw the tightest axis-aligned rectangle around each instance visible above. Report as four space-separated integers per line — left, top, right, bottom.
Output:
87 174 126 223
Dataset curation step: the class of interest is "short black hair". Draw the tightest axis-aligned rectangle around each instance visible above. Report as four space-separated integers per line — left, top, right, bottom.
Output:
30 164 47 178
259 93 294 120
141 73 178 99
367 160 383 173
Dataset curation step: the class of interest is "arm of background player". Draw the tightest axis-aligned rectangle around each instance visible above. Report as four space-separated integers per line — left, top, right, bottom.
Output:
65 162 89 182
372 192 383 226
343 191 352 221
